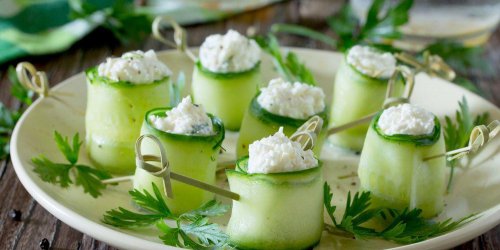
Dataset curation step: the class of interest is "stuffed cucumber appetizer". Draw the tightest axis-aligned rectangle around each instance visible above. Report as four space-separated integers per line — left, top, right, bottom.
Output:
192 29 261 131
227 128 323 250
133 96 225 215
358 104 446 218
85 50 171 174
237 78 328 159
329 45 404 151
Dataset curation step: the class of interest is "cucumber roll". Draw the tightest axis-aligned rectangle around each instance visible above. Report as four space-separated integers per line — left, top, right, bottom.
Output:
329 45 404 151
192 30 261 131
85 50 170 174
358 104 446 218
133 96 225 215
227 128 323 250
237 78 328 159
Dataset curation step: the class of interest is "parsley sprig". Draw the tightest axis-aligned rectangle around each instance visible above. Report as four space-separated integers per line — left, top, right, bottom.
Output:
32 131 112 198
324 183 475 244
272 0 413 52
253 34 317 85
443 97 489 192
69 0 152 44
103 183 229 249
0 66 34 160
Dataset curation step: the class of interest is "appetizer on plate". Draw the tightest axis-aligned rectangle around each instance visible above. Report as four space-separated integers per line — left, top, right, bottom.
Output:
191 29 261 130
329 45 404 151
85 50 171 174
133 96 225 215
358 103 445 218
227 128 323 250
237 78 328 158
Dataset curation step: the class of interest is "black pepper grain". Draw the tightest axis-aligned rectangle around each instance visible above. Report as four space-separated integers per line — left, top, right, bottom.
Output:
8 209 22 221
39 238 50 250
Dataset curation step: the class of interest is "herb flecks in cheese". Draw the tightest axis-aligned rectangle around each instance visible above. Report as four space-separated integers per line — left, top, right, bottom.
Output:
150 97 213 135
378 104 435 136
199 29 261 73
247 127 318 174
257 78 325 120
98 50 171 84
346 45 396 79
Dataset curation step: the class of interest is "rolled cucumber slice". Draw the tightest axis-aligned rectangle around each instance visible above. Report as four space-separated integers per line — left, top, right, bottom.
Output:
133 108 225 215
358 112 446 218
226 158 323 250
236 95 329 159
191 61 261 131
85 67 170 174
329 56 404 151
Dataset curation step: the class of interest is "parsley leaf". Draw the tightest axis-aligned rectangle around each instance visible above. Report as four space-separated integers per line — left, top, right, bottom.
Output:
103 183 229 249
444 97 489 191
273 0 413 52
361 0 413 41
323 182 475 243
32 131 112 198
53 131 81 165
69 0 152 44
179 217 228 247
1 66 34 161
8 66 34 106
253 34 317 85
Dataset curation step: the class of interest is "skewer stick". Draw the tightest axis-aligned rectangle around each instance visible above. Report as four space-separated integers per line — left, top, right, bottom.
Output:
423 120 499 162
327 66 414 136
326 52 453 136
104 134 241 200
15 62 85 115
103 116 326 201
152 16 197 62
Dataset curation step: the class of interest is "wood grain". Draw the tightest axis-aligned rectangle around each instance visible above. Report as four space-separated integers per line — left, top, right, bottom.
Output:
0 1 498 249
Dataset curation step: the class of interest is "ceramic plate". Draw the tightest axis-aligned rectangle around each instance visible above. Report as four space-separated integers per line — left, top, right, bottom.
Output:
11 48 500 250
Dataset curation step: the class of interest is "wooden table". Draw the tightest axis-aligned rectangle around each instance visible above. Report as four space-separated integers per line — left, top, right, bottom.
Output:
0 1 498 249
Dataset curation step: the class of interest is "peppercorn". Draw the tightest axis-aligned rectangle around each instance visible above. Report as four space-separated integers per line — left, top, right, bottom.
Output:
8 209 22 221
39 238 50 250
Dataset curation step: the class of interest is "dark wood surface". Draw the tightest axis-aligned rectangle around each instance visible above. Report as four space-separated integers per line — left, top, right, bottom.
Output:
0 1 499 249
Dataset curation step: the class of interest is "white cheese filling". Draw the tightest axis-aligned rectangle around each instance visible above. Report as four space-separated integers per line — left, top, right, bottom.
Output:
346 45 396 79
199 29 261 73
247 127 318 174
378 104 435 136
97 50 171 84
257 78 325 120
149 96 213 135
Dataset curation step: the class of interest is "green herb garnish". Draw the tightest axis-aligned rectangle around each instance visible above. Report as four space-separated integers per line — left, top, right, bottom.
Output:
69 0 152 44
0 66 34 160
32 131 112 198
253 34 317 85
272 0 413 52
169 72 186 107
324 182 475 244
103 183 229 249
444 97 489 192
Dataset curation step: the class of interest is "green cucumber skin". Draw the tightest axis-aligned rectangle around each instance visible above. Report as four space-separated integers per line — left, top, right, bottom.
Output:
226 167 323 250
236 108 326 159
85 76 170 174
358 125 446 218
133 117 222 215
329 59 404 151
191 64 261 131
